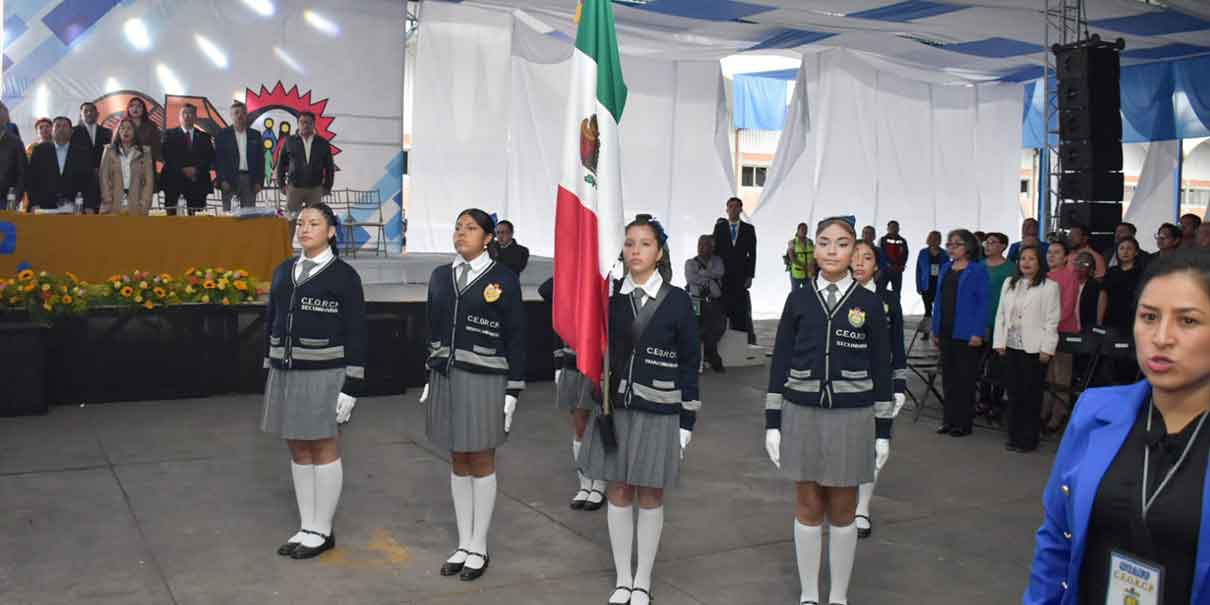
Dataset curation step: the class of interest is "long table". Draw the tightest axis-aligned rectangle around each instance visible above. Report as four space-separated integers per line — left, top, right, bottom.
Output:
0 213 292 282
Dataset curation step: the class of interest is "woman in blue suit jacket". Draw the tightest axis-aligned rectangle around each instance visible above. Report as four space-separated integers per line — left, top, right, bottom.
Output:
930 229 989 436
1026 249 1210 605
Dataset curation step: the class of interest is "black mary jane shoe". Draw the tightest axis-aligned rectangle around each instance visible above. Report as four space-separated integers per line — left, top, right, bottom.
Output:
440 548 469 576
582 489 606 511
570 489 590 510
458 552 490 581
855 514 872 539
289 530 335 560
607 586 633 605
935 424 953 435
276 540 301 556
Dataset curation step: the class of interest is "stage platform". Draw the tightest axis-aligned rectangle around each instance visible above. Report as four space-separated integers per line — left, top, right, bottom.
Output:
347 254 552 303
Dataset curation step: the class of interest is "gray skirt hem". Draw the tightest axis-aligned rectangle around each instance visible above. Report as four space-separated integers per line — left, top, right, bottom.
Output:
556 367 595 411
778 403 875 487
577 407 682 489
260 368 345 440
425 368 509 452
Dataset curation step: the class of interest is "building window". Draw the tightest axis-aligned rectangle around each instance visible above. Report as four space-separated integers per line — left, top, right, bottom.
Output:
742 165 768 188
1020 179 1030 194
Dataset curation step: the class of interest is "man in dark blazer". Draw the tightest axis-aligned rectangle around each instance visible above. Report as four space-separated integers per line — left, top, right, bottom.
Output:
494 220 530 277
711 196 757 340
214 100 264 212
276 111 335 232
0 119 26 210
26 117 88 211
160 103 215 216
70 101 112 214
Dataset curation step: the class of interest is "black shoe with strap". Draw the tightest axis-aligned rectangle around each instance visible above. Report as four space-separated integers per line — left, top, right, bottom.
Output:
440 548 469 576
276 537 301 557
459 552 490 581
856 514 872 539
582 489 606 511
570 489 590 510
289 530 335 559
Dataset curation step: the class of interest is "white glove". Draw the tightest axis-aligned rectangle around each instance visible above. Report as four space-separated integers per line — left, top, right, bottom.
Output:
892 392 906 418
418 383 429 404
555 369 562 384
336 393 356 424
504 395 518 432
765 429 781 468
679 428 692 459
875 438 890 472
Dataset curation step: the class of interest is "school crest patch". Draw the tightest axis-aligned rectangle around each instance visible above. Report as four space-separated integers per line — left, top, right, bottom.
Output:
483 283 502 303
848 306 866 328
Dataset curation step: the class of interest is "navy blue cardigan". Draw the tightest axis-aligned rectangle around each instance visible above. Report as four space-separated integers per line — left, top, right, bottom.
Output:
608 286 701 431
264 256 368 397
766 280 893 430
426 260 527 395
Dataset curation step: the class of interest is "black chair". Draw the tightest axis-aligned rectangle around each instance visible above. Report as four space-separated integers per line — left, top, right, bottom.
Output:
1045 330 1103 417
1081 328 1139 390
906 317 945 423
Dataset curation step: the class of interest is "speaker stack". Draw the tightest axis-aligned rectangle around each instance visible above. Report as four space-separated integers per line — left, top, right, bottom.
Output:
1054 35 1125 252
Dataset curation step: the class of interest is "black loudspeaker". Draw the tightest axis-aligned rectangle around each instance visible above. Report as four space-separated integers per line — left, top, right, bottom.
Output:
1059 140 1124 174
1 323 48 416
1059 107 1123 142
1056 44 1120 81
1059 172 1124 201
1088 233 1116 255
1059 202 1123 232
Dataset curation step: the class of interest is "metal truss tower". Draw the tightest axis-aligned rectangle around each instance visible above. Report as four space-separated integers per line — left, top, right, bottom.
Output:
1040 0 1088 234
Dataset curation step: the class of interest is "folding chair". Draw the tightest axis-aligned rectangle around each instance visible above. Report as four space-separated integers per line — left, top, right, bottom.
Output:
1044 331 1103 427
339 189 387 258
905 317 945 423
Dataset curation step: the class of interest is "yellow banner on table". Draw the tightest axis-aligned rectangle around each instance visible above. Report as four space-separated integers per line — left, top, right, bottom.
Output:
0 213 293 283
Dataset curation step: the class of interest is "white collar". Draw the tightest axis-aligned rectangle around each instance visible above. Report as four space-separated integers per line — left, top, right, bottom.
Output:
620 270 664 300
300 246 334 266
728 219 741 226
816 271 853 293
453 250 491 272
860 279 877 293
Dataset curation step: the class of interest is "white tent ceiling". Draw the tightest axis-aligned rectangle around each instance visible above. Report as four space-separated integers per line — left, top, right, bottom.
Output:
438 0 1210 82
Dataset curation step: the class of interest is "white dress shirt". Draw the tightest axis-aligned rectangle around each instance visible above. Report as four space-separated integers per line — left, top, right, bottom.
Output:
302 135 313 164
119 146 134 190
294 246 335 281
452 249 492 287
619 270 665 307
85 123 96 145
183 127 193 146
235 128 248 171
816 272 854 294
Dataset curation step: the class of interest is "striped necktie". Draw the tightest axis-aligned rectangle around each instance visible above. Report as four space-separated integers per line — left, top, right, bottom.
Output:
825 284 839 311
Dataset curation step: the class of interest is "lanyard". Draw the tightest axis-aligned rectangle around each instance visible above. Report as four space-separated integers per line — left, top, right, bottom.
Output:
1141 401 1208 519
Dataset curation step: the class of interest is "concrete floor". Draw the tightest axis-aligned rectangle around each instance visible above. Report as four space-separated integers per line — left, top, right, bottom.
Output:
1 323 1055 605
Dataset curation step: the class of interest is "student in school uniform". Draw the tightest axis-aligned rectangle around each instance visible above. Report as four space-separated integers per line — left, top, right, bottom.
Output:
850 240 908 540
261 202 367 560
420 208 527 582
538 277 607 512
578 215 700 605
765 216 893 605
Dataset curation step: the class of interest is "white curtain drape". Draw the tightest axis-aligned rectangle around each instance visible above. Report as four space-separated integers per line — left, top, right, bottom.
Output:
1125 140 1180 249
753 49 1024 316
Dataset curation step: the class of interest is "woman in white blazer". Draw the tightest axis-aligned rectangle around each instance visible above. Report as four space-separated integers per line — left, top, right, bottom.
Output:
994 245 1061 453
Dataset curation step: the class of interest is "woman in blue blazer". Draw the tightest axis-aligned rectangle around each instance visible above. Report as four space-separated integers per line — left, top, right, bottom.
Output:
1026 249 1210 605
930 229 990 436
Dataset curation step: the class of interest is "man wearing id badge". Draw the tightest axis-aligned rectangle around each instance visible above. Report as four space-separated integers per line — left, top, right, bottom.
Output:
1025 249 1210 605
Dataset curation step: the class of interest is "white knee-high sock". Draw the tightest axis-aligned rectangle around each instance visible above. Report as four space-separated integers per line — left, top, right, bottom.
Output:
794 520 822 604
573 441 590 492
449 473 474 563
573 439 582 462
827 522 858 605
468 474 497 558
634 506 664 592
607 502 635 589
856 482 875 526
290 462 315 543
314 460 343 533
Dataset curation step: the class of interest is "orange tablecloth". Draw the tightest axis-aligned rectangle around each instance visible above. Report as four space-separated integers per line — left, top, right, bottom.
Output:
0 213 292 282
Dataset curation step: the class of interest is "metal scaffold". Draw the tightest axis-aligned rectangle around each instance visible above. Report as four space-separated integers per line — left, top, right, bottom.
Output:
1041 0 1089 234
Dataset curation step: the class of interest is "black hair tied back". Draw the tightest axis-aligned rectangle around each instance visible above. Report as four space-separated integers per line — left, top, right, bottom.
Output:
304 202 341 256
458 208 499 259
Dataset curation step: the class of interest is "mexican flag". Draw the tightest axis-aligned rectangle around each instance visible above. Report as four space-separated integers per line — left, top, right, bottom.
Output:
553 0 627 385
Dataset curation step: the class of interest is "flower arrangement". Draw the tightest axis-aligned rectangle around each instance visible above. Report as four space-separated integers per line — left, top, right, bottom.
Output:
103 270 178 310
177 267 257 306
0 269 90 321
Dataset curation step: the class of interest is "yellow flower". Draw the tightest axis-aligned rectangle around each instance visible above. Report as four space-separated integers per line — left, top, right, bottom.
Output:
41 283 51 292
18 269 35 280
65 272 79 283
62 295 73 304
23 283 35 292
218 279 229 289
112 281 122 289
120 286 133 297
222 297 230 305
159 273 172 282
203 280 216 289
9 297 19 305
185 267 196 276
39 271 47 277
201 294 210 303
234 281 248 291
185 285 195 294
138 281 148 289
59 285 68 294
153 287 166 298
134 295 143 303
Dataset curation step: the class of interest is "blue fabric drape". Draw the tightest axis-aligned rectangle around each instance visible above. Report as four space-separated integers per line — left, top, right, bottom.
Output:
733 73 791 130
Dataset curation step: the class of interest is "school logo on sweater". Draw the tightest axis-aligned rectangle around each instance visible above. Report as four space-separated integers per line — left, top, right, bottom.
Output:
484 283 502 303
848 306 866 328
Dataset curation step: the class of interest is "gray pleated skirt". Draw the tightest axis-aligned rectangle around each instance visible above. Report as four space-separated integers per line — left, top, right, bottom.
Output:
578 407 681 489
425 367 509 452
260 367 346 440
556 367 595 411
779 404 875 487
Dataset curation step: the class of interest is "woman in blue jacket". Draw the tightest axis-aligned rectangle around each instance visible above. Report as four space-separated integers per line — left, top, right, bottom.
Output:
1026 249 1210 604
931 229 990 437
917 231 945 317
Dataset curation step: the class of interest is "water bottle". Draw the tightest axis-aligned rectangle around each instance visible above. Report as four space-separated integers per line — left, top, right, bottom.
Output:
6 192 13 212
74 193 83 215
177 198 186 216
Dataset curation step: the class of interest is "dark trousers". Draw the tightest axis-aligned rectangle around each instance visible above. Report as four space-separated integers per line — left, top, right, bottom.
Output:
940 337 980 431
722 280 752 335
81 170 101 212
886 270 903 300
978 345 1006 410
164 188 208 216
698 299 725 362
922 276 938 316
1005 348 1046 449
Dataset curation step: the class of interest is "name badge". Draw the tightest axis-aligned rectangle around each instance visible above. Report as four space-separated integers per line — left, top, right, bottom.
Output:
930 264 939 276
1107 551 1162 605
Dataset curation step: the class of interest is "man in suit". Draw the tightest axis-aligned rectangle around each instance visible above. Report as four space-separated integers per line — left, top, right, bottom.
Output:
711 197 757 342
0 115 26 210
276 111 335 234
494 220 530 277
26 117 88 211
160 104 215 216
214 101 264 212
70 102 113 214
